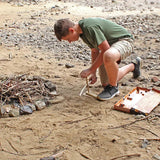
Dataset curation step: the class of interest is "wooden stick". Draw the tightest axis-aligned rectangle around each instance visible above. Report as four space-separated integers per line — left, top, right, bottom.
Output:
86 78 89 93
6 139 18 153
61 116 92 125
139 138 160 141
108 115 151 129
132 125 159 137
110 153 141 160
86 92 97 99
79 152 93 160
79 84 87 96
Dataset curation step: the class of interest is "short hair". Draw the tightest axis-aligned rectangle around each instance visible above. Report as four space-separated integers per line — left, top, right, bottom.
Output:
54 19 75 41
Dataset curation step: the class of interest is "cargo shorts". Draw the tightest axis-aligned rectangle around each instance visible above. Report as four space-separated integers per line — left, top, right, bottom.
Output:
99 38 134 85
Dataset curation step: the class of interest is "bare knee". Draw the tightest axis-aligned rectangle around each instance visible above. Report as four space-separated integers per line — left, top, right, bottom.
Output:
103 48 121 63
103 50 115 63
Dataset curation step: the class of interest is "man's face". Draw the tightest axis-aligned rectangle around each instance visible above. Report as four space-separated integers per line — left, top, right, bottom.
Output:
61 28 79 43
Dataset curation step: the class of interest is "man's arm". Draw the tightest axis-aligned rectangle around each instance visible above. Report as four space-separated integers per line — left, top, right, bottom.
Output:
80 40 110 78
89 40 110 72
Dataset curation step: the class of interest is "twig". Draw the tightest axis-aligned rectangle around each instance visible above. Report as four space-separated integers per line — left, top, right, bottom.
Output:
132 125 159 137
86 78 89 93
1 146 52 156
79 84 87 96
79 152 92 160
108 115 151 129
52 150 65 158
139 138 160 141
110 153 141 160
18 96 24 106
39 129 53 143
6 139 19 153
26 92 33 103
1 148 27 156
61 116 92 125
0 59 11 61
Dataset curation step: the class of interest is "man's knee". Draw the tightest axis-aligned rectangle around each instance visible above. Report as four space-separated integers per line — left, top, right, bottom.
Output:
103 49 120 63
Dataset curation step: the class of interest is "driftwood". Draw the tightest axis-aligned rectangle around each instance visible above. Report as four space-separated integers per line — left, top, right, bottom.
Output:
0 74 57 117
108 115 152 129
110 153 141 160
79 152 93 160
132 125 159 137
139 138 160 141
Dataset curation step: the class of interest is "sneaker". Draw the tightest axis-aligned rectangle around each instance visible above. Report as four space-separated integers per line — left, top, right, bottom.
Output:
97 85 119 101
133 57 142 78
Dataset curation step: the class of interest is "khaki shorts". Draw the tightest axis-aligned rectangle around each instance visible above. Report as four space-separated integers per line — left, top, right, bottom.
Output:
99 38 134 85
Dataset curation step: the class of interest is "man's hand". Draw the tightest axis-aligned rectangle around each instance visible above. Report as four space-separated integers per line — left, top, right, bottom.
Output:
89 73 97 84
80 68 92 78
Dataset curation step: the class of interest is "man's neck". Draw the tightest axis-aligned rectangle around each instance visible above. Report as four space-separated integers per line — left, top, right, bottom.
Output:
74 24 83 34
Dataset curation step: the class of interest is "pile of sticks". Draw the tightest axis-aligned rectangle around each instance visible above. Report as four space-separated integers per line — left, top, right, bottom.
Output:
0 74 56 106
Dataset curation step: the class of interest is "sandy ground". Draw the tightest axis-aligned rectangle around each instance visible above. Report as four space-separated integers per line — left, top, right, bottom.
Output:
0 0 160 160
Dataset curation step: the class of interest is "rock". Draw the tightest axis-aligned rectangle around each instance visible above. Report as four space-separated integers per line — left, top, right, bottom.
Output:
20 105 33 115
124 139 132 145
65 63 74 68
0 106 6 115
153 154 160 160
40 156 55 160
1 104 12 113
121 82 128 86
135 114 145 119
26 103 36 111
0 105 10 118
48 90 58 96
9 107 20 117
47 96 65 104
44 81 56 92
35 100 46 110
155 81 160 87
141 139 149 148
155 39 160 42
151 77 159 83
137 76 147 82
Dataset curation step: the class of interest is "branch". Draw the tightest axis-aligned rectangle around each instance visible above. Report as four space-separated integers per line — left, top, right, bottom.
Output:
108 115 151 129
60 116 92 126
110 153 141 160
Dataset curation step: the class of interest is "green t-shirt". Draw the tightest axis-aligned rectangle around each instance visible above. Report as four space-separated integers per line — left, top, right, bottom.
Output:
79 17 133 49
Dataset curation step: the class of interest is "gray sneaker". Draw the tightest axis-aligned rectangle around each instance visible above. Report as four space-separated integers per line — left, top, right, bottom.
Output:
97 85 119 101
133 57 142 78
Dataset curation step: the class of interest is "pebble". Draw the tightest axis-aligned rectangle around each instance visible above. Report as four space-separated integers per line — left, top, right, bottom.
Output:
9 108 20 117
44 81 56 92
35 100 46 110
153 154 160 160
20 105 33 115
151 77 159 83
47 96 65 104
26 103 36 111
135 114 145 119
65 63 74 68
141 139 149 148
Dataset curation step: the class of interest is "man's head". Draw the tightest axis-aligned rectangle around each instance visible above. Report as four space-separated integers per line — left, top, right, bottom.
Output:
54 19 81 43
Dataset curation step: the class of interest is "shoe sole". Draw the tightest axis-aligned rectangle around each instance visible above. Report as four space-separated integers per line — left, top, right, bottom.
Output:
137 57 142 69
97 91 120 101
137 57 142 77
133 57 142 78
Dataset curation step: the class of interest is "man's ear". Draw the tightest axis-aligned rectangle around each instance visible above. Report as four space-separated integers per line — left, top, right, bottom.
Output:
69 28 74 33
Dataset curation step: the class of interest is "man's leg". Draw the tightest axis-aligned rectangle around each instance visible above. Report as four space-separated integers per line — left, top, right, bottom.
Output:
103 47 121 86
97 38 138 100
97 48 121 100
117 63 134 82
99 62 135 86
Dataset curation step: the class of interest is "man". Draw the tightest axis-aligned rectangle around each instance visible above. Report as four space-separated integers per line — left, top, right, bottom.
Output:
54 17 142 100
